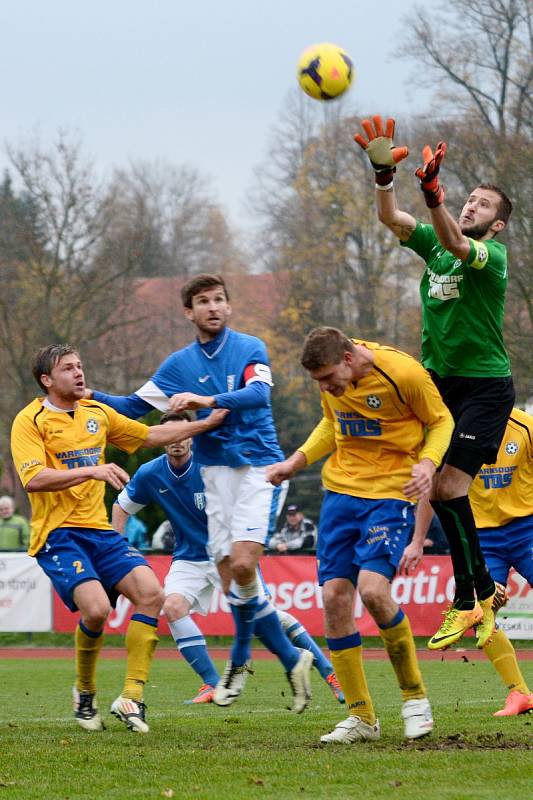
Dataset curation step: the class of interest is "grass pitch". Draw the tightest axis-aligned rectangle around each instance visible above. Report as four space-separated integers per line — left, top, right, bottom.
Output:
0 654 531 800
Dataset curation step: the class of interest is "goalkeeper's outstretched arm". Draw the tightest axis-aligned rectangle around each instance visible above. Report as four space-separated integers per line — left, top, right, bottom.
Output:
354 115 415 241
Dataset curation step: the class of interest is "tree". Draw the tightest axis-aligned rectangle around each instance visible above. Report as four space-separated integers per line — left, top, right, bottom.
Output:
108 161 245 279
399 0 533 402
0 133 124 423
0 137 249 514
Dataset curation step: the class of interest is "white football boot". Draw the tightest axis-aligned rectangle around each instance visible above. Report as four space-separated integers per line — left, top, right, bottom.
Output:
320 715 381 744
402 698 434 739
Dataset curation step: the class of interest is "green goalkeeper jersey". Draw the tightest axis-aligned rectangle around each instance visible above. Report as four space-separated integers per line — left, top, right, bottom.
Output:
401 222 511 378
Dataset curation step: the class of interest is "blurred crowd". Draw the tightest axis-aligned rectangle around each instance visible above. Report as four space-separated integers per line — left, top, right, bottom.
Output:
0 493 449 557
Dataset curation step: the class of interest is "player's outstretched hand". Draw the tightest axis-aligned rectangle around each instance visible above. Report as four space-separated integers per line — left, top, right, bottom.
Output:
415 141 447 207
92 463 130 491
354 115 409 177
169 392 214 411
398 541 424 575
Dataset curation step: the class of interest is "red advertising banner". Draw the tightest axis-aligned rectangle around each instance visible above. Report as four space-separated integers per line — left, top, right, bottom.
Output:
52 555 532 639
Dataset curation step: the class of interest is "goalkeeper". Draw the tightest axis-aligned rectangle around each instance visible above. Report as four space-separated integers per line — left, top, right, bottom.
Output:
354 116 515 651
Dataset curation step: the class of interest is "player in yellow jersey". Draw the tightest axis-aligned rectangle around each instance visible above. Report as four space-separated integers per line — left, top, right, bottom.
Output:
11 344 226 733
267 327 454 743
470 408 533 715
403 407 533 716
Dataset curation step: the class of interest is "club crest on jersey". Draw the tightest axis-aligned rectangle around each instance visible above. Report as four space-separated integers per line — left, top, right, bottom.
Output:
505 441 519 455
366 395 381 409
194 492 206 510
227 374 236 392
86 419 99 434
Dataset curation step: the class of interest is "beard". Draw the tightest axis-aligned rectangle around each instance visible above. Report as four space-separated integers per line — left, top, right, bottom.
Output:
459 218 495 239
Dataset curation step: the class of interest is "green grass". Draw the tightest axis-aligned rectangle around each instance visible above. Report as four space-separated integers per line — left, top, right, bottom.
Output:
0 657 531 800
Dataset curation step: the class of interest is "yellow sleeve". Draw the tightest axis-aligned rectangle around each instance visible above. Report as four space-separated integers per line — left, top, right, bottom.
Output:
298 413 336 466
101 404 150 453
10 411 47 488
401 365 454 467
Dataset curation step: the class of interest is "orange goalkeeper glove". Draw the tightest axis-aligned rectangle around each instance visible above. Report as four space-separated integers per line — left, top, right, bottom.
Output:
354 115 409 188
415 142 447 208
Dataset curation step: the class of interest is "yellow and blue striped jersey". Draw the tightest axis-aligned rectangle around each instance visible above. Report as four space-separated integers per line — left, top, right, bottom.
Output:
469 408 533 528
298 340 453 500
11 398 149 555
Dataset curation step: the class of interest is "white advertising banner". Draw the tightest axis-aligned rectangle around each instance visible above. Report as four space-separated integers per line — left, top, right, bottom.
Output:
0 552 52 632
497 571 533 640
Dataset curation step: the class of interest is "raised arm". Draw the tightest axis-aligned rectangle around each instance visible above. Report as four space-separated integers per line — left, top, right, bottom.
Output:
86 389 155 418
354 115 416 242
415 142 470 260
143 408 228 448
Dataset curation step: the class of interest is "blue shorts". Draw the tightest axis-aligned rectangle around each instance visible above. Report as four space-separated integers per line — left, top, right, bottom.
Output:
36 527 149 612
317 492 414 586
478 516 533 586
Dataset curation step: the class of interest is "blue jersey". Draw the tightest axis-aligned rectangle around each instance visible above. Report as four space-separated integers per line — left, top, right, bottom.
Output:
117 455 209 562
94 327 284 467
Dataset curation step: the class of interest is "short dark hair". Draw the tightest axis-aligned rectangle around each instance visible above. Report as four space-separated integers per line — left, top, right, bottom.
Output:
160 410 192 424
32 344 79 393
180 273 229 309
301 327 355 371
477 183 513 226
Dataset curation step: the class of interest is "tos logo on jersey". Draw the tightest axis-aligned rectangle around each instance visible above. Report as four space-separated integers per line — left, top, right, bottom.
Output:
505 441 519 455
86 419 99 434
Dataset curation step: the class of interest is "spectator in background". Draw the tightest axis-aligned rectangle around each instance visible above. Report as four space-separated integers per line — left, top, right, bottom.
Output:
0 495 30 551
124 513 149 552
152 519 176 554
268 504 317 554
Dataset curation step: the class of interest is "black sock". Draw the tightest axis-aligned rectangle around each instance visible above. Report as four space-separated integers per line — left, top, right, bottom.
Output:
431 497 482 609
471 538 496 601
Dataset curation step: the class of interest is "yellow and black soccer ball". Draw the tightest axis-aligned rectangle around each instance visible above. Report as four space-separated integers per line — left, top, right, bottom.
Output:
297 42 354 101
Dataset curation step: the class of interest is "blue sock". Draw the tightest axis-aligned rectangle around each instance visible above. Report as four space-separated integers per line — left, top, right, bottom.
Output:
254 600 299 672
228 579 260 666
277 610 333 679
168 615 219 687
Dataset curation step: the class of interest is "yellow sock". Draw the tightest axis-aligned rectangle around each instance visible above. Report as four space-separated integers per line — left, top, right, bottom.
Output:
329 636 376 725
379 612 426 702
484 627 530 694
75 622 104 694
122 616 159 701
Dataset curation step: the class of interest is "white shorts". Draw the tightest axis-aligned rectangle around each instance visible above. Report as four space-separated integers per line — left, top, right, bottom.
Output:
163 559 220 616
201 464 288 563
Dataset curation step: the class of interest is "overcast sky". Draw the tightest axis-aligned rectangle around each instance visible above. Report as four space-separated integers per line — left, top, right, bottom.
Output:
0 0 426 228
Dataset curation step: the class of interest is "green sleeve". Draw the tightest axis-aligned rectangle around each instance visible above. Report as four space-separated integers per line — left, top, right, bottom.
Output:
400 222 439 263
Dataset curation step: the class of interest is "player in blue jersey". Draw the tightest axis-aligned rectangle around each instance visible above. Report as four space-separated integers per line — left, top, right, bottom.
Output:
87 274 313 710
113 410 345 707
113 411 221 704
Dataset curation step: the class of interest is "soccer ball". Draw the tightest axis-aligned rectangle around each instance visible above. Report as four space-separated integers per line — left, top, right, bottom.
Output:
297 42 354 101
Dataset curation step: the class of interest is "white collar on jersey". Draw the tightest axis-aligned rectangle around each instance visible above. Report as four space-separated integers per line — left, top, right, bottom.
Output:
198 327 230 359
42 398 76 412
165 456 194 481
